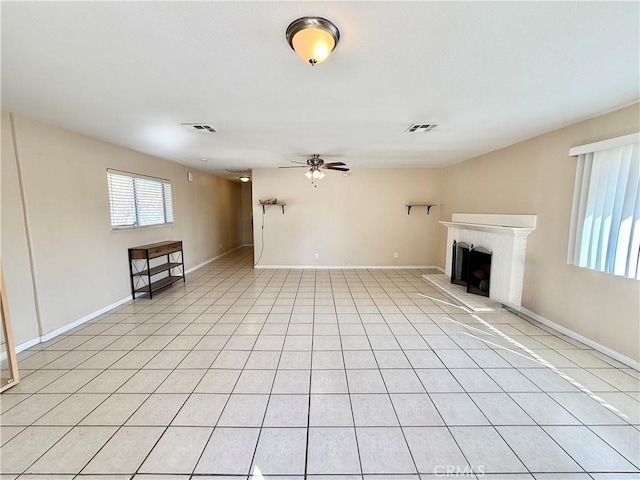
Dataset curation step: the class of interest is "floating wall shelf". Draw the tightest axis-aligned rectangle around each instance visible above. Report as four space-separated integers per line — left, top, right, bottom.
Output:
406 204 438 215
260 203 286 214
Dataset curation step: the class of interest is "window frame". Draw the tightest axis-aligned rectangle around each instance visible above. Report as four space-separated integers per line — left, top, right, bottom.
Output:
107 169 174 231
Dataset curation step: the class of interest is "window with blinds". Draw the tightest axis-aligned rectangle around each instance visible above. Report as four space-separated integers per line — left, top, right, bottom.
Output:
107 170 174 229
568 136 640 279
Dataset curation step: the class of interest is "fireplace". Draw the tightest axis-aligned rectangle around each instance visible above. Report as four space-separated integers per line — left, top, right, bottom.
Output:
451 240 492 297
440 214 536 308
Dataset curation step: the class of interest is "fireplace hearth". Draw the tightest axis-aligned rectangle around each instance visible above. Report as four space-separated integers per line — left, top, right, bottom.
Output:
451 240 492 297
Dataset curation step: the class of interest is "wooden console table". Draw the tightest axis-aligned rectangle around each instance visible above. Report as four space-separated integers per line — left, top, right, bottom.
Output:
128 240 185 299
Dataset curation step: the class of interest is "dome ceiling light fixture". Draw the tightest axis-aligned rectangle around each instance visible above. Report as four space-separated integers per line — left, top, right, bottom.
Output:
286 16 340 66
239 176 250 183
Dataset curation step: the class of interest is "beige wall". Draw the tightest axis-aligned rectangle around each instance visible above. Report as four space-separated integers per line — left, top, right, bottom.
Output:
251 168 442 267
441 103 640 362
2 112 242 345
4 104 637 363
241 182 254 245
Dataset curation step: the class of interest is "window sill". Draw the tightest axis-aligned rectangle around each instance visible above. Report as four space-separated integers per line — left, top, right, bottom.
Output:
111 223 174 232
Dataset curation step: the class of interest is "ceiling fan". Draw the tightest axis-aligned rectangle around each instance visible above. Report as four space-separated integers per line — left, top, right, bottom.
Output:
279 154 349 181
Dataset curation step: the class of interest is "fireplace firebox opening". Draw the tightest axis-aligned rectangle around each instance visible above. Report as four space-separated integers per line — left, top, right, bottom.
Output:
451 240 492 297
451 241 470 287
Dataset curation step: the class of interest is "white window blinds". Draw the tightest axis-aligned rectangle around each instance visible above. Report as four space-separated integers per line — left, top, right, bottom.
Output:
568 141 640 279
107 170 174 229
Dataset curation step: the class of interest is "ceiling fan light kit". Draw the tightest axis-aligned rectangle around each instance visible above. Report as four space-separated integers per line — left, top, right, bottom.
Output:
305 168 325 180
286 16 340 66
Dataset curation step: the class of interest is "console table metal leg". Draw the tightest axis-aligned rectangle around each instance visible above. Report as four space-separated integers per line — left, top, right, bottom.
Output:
147 252 153 299
128 252 135 300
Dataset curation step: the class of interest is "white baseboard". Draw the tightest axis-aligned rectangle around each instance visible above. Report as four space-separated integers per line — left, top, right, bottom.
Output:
425 271 637 370
11 337 40 357
254 265 439 270
185 244 245 274
4 294 131 360
6 246 243 359
435 266 446 274
518 306 640 371
41 295 132 343
185 258 215 274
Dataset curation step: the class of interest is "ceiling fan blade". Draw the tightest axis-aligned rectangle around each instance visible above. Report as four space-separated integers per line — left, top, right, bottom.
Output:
278 165 308 169
325 166 350 171
323 162 346 167
290 160 309 165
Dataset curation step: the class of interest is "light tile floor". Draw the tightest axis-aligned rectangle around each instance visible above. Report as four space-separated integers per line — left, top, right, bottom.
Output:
1 247 639 480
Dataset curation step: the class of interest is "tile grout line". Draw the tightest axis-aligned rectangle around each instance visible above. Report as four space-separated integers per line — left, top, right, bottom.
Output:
352 268 421 476
400 269 568 475
85 256 257 477
303 268 317 479
374 268 481 477
336 269 365 479
388 269 592 476
2 248 639 477
242 267 288 478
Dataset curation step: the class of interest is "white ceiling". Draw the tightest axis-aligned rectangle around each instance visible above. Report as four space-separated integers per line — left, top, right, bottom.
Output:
2 2 638 179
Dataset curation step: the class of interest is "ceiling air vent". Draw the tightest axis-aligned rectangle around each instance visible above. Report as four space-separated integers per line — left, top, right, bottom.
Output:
181 123 217 133
225 169 251 174
406 124 438 133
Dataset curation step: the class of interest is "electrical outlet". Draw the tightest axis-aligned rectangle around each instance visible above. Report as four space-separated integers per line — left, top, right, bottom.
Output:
219 243 222 249
314 253 319 260
394 252 399 258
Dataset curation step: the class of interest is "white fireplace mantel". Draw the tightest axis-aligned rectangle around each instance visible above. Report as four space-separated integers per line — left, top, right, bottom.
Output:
439 221 535 237
440 214 536 308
